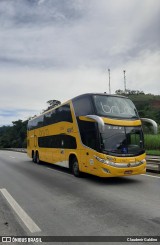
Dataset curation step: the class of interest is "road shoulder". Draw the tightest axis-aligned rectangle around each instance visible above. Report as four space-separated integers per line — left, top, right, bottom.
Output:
0 192 27 237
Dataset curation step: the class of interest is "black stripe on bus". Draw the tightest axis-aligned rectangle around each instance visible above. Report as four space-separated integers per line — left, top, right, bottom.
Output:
38 134 77 149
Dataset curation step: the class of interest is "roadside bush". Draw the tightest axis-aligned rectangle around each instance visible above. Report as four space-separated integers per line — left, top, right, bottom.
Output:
144 134 160 150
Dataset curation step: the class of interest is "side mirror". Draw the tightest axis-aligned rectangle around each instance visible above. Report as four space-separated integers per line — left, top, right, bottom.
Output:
141 118 158 134
85 115 105 133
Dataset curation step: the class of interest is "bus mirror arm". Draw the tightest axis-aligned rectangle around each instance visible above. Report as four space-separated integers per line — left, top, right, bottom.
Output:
141 118 158 134
85 115 105 133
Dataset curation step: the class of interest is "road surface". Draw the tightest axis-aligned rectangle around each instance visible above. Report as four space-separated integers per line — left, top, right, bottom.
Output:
0 150 160 243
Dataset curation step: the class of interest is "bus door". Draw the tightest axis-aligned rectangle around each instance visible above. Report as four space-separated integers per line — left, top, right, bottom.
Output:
79 148 97 174
79 120 99 173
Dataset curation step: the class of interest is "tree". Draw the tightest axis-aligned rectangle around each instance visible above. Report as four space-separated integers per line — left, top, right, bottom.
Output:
43 100 61 112
0 120 28 148
115 89 124 95
115 89 145 95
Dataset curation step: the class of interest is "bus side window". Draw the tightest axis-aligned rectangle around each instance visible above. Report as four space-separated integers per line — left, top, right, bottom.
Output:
73 96 94 117
78 120 99 150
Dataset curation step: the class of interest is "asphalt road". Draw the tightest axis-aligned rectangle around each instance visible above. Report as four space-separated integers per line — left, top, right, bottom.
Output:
0 150 160 243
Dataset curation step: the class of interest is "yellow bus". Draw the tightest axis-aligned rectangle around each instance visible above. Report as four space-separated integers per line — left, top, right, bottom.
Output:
27 93 157 177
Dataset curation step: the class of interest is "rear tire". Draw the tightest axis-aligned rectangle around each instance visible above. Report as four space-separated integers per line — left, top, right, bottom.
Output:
33 152 36 163
33 152 41 164
36 152 41 164
72 158 81 177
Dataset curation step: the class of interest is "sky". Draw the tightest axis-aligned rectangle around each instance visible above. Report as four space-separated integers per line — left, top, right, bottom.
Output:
0 0 160 126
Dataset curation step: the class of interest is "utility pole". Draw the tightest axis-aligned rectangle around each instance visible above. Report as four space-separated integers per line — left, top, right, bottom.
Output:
123 70 126 93
108 68 111 94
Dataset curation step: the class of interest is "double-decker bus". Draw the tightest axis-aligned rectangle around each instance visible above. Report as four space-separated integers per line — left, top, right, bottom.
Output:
27 93 157 177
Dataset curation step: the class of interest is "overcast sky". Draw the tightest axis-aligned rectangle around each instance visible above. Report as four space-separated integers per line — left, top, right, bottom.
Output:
0 0 160 126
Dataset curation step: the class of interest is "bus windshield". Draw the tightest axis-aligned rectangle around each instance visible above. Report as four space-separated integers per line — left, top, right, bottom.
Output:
101 125 144 156
93 95 139 119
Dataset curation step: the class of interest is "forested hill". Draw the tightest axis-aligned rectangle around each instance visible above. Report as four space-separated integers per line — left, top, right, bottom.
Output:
116 90 160 123
0 92 160 148
128 94 160 122
0 120 27 148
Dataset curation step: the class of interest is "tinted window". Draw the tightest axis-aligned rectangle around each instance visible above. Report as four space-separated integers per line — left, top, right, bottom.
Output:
93 95 139 119
44 104 73 125
56 104 73 123
28 104 72 130
78 120 99 151
38 134 77 149
28 115 44 130
73 96 94 117
101 125 144 156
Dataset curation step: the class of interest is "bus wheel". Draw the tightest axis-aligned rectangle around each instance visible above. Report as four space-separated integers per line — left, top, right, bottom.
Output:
72 158 81 177
33 152 40 164
36 152 41 164
33 152 36 163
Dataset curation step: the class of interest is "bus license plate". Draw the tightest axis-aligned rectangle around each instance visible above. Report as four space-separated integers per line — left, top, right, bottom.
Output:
124 170 133 175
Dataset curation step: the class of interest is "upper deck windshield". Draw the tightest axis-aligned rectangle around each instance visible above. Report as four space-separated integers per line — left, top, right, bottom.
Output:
93 95 139 119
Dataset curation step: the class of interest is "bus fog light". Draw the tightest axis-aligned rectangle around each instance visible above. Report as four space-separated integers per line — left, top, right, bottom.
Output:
140 159 146 164
102 168 111 173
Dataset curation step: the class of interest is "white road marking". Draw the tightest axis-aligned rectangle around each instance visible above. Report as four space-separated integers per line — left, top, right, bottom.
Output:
142 174 160 179
0 188 41 233
9 156 15 159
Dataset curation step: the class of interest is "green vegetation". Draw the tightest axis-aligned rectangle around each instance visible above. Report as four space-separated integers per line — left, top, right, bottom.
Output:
0 100 61 149
144 134 160 150
146 150 160 156
0 120 27 148
127 92 160 155
116 90 160 122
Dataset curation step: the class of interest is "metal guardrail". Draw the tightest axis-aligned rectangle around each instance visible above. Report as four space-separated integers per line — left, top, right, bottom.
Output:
146 155 160 173
0 148 27 153
1 148 159 173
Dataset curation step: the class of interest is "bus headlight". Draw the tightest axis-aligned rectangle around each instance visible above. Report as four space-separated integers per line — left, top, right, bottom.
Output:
94 155 146 168
94 156 109 164
94 156 115 166
140 159 146 164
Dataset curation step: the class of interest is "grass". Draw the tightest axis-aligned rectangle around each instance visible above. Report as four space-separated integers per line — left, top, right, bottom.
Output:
146 150 160 156
144 134 160 150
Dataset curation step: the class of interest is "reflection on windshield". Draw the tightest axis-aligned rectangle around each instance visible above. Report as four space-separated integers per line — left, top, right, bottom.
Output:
93 95 139 119
101 125 144 156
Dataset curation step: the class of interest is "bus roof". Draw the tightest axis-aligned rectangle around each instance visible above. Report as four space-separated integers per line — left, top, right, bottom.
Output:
28 93 128 122
72 93 127 101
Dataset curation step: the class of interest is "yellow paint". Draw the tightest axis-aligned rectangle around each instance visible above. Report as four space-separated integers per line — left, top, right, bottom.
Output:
27 100 146 178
